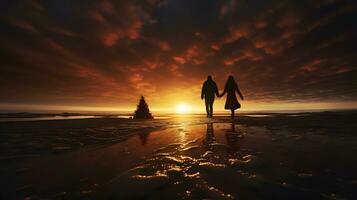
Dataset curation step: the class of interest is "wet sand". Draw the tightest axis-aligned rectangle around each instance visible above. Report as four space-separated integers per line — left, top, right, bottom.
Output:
0 111 357 199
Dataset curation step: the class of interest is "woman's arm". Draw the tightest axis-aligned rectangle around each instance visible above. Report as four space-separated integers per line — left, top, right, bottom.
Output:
236 85 244 100
219 87 226 97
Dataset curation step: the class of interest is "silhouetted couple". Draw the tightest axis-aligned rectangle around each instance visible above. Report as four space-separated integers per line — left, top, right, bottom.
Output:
201 75 244 119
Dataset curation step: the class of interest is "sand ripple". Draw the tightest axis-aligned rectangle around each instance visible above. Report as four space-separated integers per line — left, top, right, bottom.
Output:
96 141 263 199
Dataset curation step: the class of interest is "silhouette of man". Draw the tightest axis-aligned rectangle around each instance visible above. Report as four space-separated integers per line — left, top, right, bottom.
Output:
201 75 219 118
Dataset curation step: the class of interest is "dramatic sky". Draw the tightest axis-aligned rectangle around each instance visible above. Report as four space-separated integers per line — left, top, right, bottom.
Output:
0 0 356 112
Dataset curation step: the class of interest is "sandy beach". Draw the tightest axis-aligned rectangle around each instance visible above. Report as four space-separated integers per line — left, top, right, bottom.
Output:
1 111 357 199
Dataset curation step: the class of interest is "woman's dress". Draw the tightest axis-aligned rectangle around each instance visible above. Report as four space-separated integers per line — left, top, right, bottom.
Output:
224 86 241 110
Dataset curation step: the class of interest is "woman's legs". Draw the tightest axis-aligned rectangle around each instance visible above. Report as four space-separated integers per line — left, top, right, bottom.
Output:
231 109 235 119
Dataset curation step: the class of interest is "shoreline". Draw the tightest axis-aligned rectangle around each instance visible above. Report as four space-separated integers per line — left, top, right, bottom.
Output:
0 109 357 123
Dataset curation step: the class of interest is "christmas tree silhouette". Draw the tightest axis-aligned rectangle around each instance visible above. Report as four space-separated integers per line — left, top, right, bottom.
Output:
133 96 154 119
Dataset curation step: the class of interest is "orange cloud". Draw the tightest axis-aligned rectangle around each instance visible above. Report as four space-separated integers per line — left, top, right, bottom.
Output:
48 26 77 37
129 73 156 93
158 41 170 51
337 66 351 73
173 45 214 66
211 26 249 51
89 11 105 22
220 0 238 17
223 26 249 44
102 32 122 47
211 44 220 51
13 21 38 33
224 50 264 65
300 59 322 72
169 64 183 77
172 56 186 64
87 1 148 46
127 20 142 40
255 20 268 29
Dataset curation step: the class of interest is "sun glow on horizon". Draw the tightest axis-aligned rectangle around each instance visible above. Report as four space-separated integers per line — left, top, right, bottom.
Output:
176 103 190 114
1 101 357 114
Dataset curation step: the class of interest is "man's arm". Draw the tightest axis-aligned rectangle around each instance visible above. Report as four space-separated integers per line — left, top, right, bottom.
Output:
214 83 219 97
201 83 205 99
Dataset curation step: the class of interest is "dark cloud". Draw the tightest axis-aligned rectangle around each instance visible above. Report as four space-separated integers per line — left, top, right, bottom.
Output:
0 0 356 109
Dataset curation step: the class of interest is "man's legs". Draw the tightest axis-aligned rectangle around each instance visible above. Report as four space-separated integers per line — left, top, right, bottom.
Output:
209 102 213 117
205 98 214 118
205 100 209 117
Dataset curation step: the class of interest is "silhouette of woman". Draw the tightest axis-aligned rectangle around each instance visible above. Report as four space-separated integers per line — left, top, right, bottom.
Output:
219 76 244 119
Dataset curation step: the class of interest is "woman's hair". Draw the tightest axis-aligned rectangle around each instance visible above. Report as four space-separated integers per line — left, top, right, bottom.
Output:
226 75 237 89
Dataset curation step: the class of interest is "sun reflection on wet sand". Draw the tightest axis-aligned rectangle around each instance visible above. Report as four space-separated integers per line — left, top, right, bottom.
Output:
95 122 255 199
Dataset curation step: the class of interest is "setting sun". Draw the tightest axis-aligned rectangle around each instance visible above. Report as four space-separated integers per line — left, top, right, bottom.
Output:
176 104 190 114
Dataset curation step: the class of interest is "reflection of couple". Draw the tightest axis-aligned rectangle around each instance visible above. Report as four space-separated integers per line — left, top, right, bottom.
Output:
204 123 240 151
201 75 244 119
